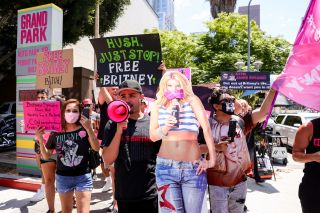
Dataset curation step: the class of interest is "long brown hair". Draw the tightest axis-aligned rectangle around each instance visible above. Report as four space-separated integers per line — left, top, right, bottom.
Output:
61 99 81 131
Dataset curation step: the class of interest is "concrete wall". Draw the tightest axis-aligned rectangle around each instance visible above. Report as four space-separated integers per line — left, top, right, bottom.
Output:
65 0 159 72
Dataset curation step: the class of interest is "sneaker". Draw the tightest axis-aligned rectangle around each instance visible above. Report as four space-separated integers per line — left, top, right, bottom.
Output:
92 172 98 181
101 177 112 192
30 188 45 202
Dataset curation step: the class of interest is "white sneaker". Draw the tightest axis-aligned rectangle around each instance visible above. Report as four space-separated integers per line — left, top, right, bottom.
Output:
30 188 45 202
101 177 112 192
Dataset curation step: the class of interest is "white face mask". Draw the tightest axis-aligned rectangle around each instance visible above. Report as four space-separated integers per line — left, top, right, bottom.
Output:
64 112 79 124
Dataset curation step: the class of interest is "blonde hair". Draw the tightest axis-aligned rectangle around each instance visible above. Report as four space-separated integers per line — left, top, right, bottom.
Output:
156 71 194 106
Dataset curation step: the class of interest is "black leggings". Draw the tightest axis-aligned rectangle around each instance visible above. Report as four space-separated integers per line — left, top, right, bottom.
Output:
117 197 158 213
299 176 320 213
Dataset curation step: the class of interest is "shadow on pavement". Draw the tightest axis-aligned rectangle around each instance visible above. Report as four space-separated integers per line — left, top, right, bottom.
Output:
247 178 279 194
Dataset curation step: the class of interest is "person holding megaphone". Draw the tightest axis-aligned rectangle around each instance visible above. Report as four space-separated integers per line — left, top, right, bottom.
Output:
101 80 161 213
149 71 216 213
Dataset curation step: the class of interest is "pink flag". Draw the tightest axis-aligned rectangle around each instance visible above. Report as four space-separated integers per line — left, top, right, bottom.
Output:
272 0 320 111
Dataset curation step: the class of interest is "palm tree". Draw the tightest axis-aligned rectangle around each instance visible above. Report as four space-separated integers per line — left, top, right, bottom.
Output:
209 0 237 18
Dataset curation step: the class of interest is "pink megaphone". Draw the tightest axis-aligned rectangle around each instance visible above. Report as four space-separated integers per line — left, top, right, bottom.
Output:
107 100 131 123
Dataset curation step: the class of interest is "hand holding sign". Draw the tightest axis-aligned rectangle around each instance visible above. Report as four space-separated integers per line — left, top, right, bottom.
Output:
23 101 61 132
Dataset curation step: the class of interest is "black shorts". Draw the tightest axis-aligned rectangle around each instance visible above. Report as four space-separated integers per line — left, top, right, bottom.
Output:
40 158 56 164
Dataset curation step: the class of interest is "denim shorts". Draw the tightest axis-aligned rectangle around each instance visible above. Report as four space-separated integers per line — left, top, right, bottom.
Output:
56 173 93 193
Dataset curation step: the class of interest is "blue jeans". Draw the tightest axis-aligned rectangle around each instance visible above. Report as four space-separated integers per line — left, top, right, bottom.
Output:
155 156 207 213
56 173 93 193
209 181 247 213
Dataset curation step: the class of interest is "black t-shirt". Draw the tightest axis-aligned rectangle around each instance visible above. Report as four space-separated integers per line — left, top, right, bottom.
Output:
304 118 320 177
46 128 91 176
102 115 161 202
98 102 110 140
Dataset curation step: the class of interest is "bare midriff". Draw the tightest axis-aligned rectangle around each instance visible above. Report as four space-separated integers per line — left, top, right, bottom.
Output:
157 131 201 162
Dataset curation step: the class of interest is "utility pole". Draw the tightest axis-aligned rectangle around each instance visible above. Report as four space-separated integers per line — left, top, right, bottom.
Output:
93 0 101 103
247 0 253 71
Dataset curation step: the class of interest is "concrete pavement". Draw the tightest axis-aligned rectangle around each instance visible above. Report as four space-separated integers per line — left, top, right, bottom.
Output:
0 153 305 213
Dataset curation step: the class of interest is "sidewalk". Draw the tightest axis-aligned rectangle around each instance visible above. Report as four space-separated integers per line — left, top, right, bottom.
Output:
0 165 113 213
0 153 304 213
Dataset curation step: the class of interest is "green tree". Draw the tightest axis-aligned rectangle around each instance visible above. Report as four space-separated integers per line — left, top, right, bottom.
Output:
0 0 130 80
193 12 291 84
145 29 198 69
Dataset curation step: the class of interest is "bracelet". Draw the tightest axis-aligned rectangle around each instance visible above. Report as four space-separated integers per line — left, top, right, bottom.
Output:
157 127 168 139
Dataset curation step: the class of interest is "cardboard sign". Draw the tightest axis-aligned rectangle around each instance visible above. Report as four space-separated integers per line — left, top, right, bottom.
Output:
220 71 270 90
167 68 191 81
90 34 162 87
23 101 61 131
19 90 39 101
36 49 73 89
271 147 287 159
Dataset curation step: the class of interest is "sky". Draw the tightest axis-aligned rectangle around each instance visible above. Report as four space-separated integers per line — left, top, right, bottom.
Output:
174 0 310 43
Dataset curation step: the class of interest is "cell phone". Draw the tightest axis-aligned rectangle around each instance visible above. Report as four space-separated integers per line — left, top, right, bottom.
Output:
82 107 90 119
228 120 237 143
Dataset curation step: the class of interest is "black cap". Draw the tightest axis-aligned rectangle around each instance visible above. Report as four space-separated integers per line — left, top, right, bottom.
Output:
118 80 143 94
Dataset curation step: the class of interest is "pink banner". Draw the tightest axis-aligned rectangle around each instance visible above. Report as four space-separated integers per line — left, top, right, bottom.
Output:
272 0 320 111
23 101 61 131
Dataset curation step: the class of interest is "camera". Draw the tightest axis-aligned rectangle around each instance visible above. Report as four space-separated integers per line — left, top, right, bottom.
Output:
227 120 237 143
82 106 90 119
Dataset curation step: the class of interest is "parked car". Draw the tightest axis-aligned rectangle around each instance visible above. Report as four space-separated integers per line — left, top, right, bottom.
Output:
0 115 16 149
0 102 16 118
272 112 320 148
0 102 16 149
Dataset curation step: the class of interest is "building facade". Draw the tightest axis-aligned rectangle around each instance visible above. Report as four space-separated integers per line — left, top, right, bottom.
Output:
148 0 175 30
238 4 260 27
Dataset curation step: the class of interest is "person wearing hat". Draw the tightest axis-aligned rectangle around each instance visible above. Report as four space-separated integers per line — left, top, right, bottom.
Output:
101 80 161 213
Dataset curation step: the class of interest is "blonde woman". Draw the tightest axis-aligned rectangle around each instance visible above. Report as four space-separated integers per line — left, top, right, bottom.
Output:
150 71 216 213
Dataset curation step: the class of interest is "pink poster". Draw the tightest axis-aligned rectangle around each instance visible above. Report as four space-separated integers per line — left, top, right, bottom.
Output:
23 101 61 131
272 0 320 111
167 68 191 81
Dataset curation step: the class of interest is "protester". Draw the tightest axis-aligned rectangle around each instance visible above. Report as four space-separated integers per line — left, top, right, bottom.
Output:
206 88 276 213
30 89 49 203
82 98 100 180
149 71 216 213
292 117 320 213
97 87 119 212
37 99 99 213
102 80 161 213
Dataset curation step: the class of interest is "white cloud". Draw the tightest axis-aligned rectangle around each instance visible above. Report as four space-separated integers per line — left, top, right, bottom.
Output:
175 0 193 12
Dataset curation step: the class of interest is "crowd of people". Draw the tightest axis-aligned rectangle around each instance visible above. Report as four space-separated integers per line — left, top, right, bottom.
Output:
24 67 317 213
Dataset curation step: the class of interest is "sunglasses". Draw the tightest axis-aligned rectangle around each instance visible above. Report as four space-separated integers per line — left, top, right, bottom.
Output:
219 98 235 104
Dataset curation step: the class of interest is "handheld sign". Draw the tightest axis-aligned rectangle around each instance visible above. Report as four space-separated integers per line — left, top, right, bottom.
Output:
220 71 270 90
90 34 162 87
167 68 191 81
36 49 73 89
23 101 61 131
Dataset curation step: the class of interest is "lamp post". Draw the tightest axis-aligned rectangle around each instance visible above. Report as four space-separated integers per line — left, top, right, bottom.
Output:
235 61 245 71
253 60 263 71
247 0 253 71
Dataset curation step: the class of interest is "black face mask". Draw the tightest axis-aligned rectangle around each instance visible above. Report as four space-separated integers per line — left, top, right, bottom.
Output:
220 102 235 115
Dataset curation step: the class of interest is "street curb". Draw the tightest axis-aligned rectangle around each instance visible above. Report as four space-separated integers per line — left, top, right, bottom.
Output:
0 177 41 191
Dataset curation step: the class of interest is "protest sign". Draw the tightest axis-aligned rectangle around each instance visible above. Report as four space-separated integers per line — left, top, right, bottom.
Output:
272 0 320 111
19 90 39 101
36 49 73 89
220 71 270 90
23 101 61 131
90 34 162 87
167 68 191 81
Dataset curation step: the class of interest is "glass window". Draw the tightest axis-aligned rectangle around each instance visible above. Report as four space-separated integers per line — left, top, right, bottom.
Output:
275 115 285 124
284 116 301 127
0 103 9 114
11 104 16 114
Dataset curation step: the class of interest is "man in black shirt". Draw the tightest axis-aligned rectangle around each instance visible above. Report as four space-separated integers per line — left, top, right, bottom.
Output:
102 80 160 213
293 117 320 213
